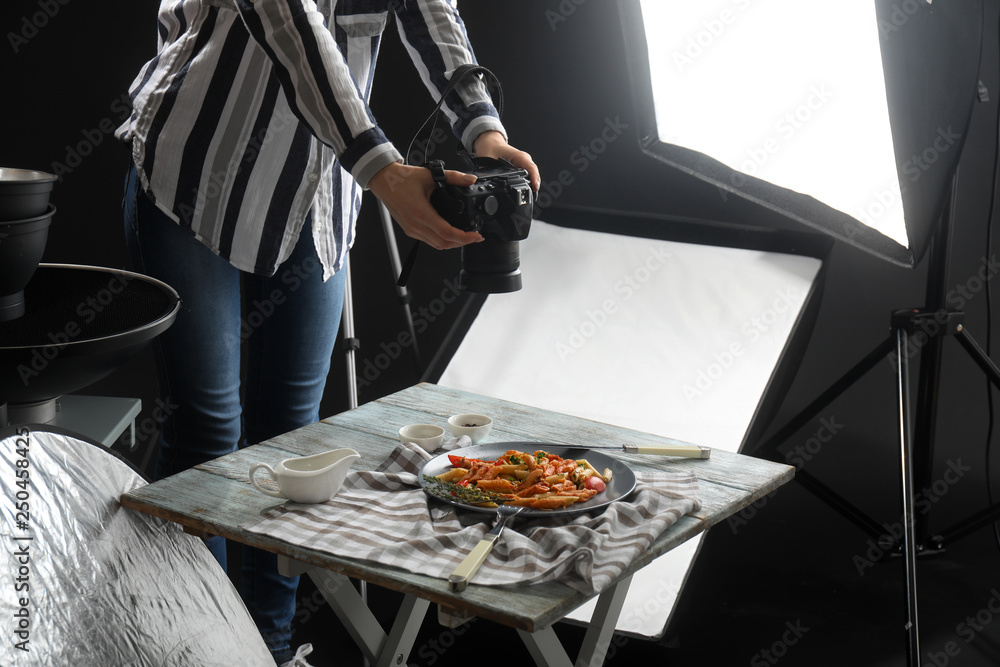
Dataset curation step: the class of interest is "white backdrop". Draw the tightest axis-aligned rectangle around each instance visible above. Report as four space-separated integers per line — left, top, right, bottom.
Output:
439 219 822 637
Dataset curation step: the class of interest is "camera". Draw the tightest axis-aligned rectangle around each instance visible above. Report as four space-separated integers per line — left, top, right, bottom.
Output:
427 157 534 293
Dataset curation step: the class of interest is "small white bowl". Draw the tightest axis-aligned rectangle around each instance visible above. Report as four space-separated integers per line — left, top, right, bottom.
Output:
399 424 446 451
447 414 493 444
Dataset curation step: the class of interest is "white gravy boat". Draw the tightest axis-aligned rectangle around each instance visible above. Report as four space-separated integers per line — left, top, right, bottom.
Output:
250 448 360 504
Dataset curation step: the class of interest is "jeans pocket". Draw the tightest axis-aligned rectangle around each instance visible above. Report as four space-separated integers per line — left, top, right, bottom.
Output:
123 163 139 237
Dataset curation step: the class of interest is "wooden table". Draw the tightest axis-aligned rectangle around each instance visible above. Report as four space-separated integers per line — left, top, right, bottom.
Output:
120 383 793 666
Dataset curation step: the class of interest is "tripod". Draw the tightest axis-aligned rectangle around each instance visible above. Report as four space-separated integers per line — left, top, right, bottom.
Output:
754 172 1000 667
341 199 424 410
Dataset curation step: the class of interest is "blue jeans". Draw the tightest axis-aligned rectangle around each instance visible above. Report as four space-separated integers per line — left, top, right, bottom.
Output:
123 164 345 664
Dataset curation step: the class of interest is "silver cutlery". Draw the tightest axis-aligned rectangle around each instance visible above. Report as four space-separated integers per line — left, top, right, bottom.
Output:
580 442 711 458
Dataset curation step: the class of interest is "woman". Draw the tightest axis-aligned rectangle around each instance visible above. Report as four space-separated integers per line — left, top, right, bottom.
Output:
117 1 539 664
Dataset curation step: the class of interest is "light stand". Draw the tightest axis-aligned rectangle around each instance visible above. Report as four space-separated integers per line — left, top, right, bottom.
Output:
342 254 360 410
341 199 424 411
377 200 422 372
895 315 922 667
754 170 1000 666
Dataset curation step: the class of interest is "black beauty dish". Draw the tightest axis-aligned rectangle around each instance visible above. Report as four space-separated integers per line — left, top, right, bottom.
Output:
0 168 180 426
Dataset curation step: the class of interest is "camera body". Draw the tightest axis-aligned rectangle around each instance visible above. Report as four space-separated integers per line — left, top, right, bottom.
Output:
428 157 534 293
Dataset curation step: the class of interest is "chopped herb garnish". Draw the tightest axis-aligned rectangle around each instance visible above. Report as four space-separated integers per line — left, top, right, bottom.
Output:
423 475 513 506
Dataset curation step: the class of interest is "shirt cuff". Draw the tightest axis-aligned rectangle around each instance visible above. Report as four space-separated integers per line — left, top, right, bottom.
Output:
351 142 405 189
463 116 508 156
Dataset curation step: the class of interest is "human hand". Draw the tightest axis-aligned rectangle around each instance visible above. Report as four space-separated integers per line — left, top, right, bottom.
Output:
473 130 541 192
368 162 484 250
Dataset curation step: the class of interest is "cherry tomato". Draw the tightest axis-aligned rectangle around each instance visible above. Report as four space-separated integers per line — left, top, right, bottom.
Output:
585 476 607 493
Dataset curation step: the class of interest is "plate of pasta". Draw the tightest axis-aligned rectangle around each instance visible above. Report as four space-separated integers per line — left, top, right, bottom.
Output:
419 442 637 517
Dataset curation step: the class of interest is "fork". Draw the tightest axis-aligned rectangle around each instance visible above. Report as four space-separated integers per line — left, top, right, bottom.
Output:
448 504 525 592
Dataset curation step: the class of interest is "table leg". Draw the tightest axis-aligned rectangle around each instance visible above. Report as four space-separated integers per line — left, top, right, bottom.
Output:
518 576 633 667
576 574 632 667
291 563 429 667
518 626 575 667
375 594 430 667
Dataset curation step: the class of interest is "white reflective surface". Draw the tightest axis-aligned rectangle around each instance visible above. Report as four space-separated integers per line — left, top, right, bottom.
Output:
0 427 272 665
640 0 906 247
440 220 821 636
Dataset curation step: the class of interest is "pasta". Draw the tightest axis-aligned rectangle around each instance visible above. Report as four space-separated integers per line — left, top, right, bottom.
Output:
430 449 612 510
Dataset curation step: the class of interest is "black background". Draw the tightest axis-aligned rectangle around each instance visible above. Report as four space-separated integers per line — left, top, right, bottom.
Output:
5 1 1000 665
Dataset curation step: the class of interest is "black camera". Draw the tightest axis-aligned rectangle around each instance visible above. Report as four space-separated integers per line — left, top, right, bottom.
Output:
428 157 534 293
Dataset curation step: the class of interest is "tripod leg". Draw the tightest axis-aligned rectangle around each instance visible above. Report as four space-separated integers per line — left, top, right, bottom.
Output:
793 469 888 540
748 336 895 537
377 201 422 372
755 335 895 457
955 327 1000 389
342 254 359 410
934 500 1000 548
339 256 372 667
896 327 922 667
925 326 1000 549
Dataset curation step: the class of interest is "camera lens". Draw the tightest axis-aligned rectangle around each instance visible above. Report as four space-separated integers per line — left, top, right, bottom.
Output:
459 241 522 293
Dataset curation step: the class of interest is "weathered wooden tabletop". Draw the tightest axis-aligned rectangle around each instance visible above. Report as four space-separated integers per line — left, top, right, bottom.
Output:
120 383 793 633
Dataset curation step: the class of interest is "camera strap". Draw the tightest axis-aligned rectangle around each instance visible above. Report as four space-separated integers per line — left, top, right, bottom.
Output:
396 160 449 287
404 64 504 166
396 65 505 288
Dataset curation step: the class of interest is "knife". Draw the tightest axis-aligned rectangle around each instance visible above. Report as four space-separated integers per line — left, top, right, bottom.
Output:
579 442 711 458
448 504 524 592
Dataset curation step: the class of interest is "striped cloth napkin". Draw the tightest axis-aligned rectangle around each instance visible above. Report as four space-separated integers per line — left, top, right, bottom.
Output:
241 439 701 597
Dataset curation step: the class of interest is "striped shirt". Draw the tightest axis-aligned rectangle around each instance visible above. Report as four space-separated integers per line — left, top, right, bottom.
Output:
116 0 506 279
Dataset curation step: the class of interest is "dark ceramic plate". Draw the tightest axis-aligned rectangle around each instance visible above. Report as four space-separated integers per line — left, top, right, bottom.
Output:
419 441 637 517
